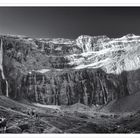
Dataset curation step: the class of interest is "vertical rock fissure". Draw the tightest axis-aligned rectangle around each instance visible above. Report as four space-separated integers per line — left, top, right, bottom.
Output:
0 39 9 97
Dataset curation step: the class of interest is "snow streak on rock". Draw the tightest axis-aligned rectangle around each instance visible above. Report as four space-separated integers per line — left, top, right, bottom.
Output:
67 34 140 74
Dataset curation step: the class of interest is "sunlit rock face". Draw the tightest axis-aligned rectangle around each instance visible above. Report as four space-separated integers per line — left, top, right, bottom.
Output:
0 34 140 105
69 34 140 74
76 35 109 52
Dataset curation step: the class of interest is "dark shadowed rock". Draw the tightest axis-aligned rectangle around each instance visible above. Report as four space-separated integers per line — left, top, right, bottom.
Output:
18 123 29 131
20 68 129 105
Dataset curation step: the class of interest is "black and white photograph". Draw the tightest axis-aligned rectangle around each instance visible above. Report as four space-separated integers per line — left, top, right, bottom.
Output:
0 5 140 134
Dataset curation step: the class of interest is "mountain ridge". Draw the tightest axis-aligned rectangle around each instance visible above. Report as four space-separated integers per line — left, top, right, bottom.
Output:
0 33 140 106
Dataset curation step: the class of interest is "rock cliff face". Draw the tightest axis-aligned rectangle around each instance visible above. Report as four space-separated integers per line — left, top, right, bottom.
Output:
21 69 129 105
0 34 140 105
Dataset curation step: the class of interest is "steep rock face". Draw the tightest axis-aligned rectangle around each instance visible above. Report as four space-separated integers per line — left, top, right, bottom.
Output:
69 34 140 74
76 35 109 52
34 38 81 55
0 39 8 97
20 69 129 105
0 34 140 106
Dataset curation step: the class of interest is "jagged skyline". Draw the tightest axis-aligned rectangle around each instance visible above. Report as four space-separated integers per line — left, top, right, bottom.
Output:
0 7 140 39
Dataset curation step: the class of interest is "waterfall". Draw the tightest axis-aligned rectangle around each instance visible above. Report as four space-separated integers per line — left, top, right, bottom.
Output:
0 39 9 97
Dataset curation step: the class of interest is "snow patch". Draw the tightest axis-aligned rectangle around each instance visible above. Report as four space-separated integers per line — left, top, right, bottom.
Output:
36 69 50 73
33 103 61 110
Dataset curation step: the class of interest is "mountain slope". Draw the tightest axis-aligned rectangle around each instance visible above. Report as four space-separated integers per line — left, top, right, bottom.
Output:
0 34 140 106
101 91 140 113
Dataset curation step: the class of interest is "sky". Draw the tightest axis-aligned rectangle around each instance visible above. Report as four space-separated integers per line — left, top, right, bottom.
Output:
0 7 140 39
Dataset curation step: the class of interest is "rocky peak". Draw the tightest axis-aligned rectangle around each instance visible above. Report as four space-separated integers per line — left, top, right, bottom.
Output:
66 34 140 74
76 35 110 52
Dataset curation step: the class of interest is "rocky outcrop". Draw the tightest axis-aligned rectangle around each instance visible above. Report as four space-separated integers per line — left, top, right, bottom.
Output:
76 35 109 52
0 39 9 97
69 34 140 74
0 34 140 106
20 69 129 105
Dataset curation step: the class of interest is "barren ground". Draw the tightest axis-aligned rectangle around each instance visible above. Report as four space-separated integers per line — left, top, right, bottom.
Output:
0 95 140 133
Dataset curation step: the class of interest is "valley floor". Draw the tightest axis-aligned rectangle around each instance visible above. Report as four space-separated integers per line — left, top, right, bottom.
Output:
0 95 140 134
